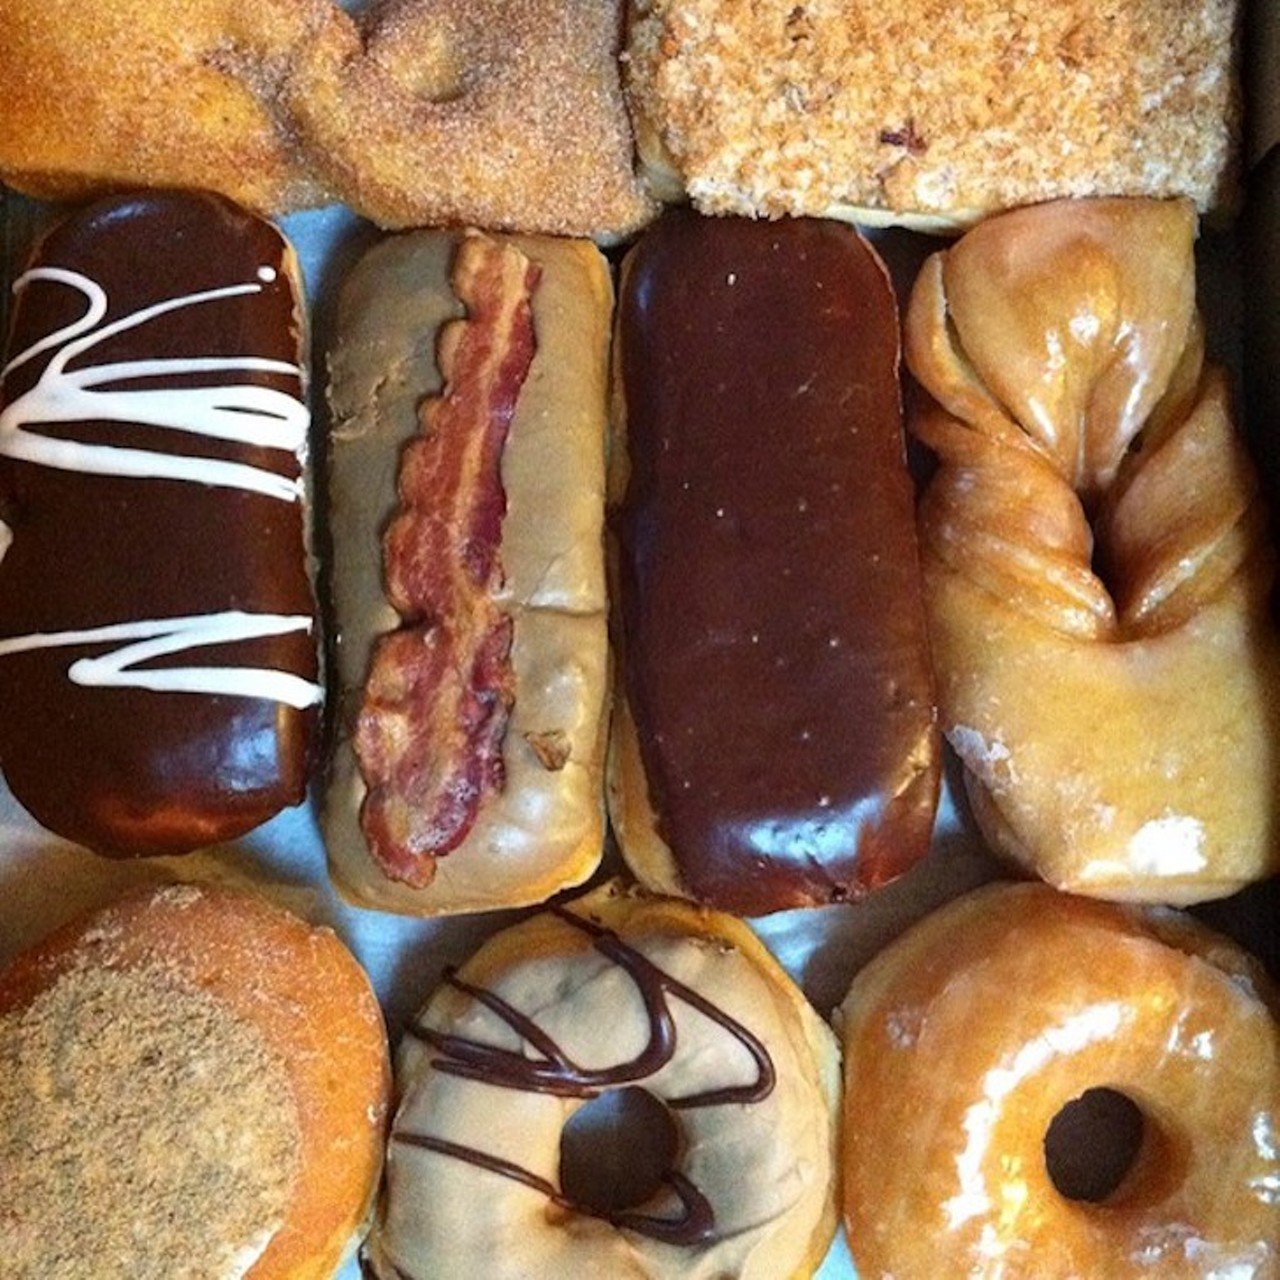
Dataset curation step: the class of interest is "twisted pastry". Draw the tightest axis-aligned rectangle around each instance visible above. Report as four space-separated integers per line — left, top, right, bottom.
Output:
0 0 653 238
0 0 342 213
906 198 1280 903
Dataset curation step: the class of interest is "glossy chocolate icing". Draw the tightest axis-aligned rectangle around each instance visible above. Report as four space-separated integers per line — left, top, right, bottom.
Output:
615 212 939 914
394 907 773 1247
0 192 318 856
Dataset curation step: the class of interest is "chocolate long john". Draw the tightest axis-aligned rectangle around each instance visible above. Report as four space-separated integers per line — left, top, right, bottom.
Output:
0 192 320 856
611 212 939 915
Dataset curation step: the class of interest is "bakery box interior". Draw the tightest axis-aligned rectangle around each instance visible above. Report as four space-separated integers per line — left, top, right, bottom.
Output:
1 1 1278 1278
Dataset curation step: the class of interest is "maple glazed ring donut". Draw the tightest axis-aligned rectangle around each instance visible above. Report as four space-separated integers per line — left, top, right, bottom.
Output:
365 881 840 1279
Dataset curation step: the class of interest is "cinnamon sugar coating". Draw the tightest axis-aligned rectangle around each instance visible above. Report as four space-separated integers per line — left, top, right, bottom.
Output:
0 0 654 237
0 963 299 1280
627 0 1241 225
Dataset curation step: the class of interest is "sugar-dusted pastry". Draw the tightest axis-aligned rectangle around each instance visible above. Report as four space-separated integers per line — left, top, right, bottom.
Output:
839 883 1280 1278
906 197 1280 902
0 0 341 212
0 191 322 858
610 211 939 916
0 884 390 1279
627 0 1241 228
324 229 610 915
366 881 840 1280
0 0 653 238
284 0 655 237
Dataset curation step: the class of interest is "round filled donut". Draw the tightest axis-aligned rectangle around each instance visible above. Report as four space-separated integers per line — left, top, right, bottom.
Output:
838 882 1280 1278
366 880 839 1279
0 884 391 1279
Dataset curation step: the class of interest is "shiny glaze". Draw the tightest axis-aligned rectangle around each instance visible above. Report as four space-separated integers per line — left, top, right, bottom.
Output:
0 192 319 856
394 906 776 1247
615 212 939 914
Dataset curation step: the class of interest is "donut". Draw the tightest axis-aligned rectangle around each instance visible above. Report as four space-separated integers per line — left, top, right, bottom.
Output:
323 229 610 915
0 884 391 1278
610 211 939 916
838 882 1280 1278
282 0 655 237
365 881 840 1279
0 0 342 213
0 191 322 857
904 196 1280 902
626 0 1240 228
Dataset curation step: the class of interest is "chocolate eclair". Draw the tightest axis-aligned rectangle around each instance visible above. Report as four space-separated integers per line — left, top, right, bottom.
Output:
0 191 321 857
610 211 939 916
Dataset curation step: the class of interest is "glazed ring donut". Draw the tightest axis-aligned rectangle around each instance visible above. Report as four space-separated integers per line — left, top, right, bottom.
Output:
838 882 1280 1278
905 196 1280 903
366 881 839 1280
0 884 391 1279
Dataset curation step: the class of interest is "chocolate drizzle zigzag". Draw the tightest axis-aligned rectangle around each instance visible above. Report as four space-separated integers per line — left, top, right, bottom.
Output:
393 907 776 1248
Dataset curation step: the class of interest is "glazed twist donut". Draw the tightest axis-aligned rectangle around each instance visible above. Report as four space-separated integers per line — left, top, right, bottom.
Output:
838 882 1280 1279
0 0 653 238
365 881 839 1280
906 197 1280 902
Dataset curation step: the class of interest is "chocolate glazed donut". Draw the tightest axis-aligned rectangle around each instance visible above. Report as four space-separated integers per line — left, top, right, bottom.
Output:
610 212 939 915
0 192 320 856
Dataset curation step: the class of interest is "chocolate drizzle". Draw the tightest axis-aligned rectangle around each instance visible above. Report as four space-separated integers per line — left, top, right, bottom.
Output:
392 906 776 1247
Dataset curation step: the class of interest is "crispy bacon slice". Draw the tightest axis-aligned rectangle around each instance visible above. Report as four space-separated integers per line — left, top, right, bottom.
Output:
355 234 539 886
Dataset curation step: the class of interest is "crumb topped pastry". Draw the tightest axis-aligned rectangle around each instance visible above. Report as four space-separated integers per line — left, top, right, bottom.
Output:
1 961 300 1279
627 0 1242 227
0 885 391 1280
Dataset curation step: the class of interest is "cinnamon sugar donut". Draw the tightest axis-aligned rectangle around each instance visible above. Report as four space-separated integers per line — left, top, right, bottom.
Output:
905 197 1280 902
0 0 342 212
839 883 1280 1278
366 881 839 1279
0 885 390 1279
284 0 655 236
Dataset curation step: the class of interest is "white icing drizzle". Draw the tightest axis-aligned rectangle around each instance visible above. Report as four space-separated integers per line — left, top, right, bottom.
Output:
0 612 322 708
0 266 308 502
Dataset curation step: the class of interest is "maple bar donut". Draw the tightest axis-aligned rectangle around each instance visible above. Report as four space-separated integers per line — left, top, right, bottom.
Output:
610 211 939 916
365 880 840 1280
906 197 1280 902
325 229 610 915
0 191 321 858
0 883 391 1279
838 882 1280 1277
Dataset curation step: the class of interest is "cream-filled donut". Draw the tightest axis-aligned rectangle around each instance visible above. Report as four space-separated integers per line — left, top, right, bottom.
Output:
366 881 839 1279
838 883 1280 1278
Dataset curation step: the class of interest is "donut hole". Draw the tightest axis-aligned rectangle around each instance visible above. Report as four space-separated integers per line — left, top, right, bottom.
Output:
559 1088 680 1215
1043 1087 1146 1204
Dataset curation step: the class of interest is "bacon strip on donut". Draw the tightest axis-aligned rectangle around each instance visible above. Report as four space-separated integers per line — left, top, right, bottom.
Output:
355 235 540 887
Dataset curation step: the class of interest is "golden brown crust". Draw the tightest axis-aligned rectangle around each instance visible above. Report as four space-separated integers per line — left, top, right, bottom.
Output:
0 885 390 1280
283 0 655 236
838 883 1280 1277
627 0 1242 226
325 231 611 916
905 198 1280 903
0 0 340 214
0 0 654 237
